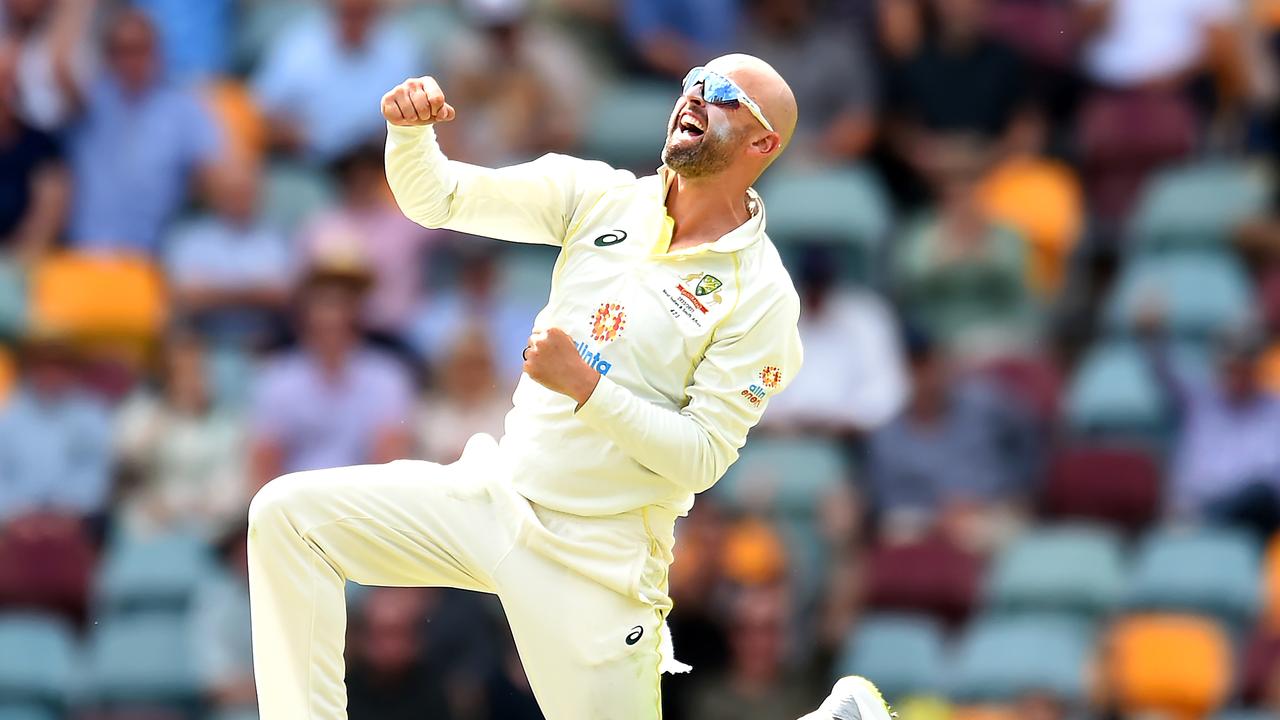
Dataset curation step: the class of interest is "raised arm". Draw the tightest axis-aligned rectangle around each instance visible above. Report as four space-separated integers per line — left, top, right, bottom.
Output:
382 75 630 247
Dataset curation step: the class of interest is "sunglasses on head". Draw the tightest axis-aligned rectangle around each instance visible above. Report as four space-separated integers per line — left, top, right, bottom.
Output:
681 66 774 133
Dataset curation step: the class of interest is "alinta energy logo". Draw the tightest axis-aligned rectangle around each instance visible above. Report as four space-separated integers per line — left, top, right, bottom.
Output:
578 302 626 376
743 365 783 407
760 366 782 389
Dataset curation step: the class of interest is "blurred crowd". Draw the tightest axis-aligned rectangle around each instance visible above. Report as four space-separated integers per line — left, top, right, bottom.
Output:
6 0 1280 719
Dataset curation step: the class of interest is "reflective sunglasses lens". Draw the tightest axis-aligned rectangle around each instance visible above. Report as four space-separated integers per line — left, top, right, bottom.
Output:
701 74 740 104
681 67 705 94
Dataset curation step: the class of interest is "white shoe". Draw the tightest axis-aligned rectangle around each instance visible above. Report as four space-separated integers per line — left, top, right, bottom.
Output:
808 676 897 720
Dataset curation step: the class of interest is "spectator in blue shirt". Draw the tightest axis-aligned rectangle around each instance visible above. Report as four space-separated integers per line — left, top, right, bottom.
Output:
252 0 422 161
0 330 111 522
621 0 738 78
68 8 221 254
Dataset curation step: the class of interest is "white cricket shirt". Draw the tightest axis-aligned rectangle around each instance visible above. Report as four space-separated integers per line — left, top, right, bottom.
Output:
386 124 803 517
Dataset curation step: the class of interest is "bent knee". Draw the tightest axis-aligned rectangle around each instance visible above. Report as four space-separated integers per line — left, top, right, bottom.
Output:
247 471 320 533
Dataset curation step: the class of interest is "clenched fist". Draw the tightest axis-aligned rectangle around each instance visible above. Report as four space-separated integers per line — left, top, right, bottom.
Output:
381 76 456 127
523 328 600 406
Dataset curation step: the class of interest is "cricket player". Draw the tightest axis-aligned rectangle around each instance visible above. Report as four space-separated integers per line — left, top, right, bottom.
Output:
247 53 893 720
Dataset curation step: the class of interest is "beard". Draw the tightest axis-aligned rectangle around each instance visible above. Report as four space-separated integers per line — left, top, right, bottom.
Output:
662 122 739 178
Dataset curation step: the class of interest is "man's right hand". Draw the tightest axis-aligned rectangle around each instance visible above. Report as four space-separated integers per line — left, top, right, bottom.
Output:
381 76 456 127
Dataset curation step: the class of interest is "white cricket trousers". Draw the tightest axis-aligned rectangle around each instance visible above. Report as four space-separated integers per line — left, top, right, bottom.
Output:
247 434 681 720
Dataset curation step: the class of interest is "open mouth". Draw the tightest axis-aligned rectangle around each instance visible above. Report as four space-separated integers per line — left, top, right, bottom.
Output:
672 110 706 141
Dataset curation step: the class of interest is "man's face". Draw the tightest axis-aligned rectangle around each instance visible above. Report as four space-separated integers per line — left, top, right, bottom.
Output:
662 75 750 179
107 16 157 92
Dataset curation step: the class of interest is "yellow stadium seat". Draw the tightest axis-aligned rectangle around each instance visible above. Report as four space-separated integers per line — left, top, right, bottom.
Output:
0 345 13 407
1259 343 1280 397
721 517 788 586
1106 614 1232 720
978 156 1084 297
1263 533 1280 632
202 79 267 168
30 253 167 346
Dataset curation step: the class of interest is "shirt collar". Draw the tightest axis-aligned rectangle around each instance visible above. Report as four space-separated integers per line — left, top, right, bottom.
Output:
653 166 767 255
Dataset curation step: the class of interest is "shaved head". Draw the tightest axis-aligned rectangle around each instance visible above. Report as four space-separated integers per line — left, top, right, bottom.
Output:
662 53 798 182
705 54 798 154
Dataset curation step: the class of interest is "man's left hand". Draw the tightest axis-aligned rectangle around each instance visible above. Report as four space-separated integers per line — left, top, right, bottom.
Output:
524 328 599 406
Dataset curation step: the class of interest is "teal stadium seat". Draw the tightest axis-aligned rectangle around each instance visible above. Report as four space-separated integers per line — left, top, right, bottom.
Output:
582 82 674 171
834 614 946 701
1104 252 1253 340
261 162 337 236
0 706 57 720
392 1 463 51
82 613 198 705
1132 162 1270 253
1065 339 1207 438
986 524 1125 618
232 1 319 73
1123 527 1262 629
0 614 76 710
497 245 557 310
949 614 1094 703
756 167 892 283
95 532 215 616
0 260 25 341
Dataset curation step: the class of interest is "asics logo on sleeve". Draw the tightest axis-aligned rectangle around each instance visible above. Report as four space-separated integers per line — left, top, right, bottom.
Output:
594 230 628 247
625 626 644 645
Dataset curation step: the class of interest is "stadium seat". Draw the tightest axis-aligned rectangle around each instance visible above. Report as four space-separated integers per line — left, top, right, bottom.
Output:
1064 341 1171 439
95 531 215 617
834 614 946 701
0 346 13 407
0 706 58 720
714 438 847 518
1264 534 1280 631
0 259 26 341
232 0 318 73
0 514 95 625
392 1 463 51
1123 527 1261 628
202 80 266 167
977 354 1062 426
0 613 76 710
986 524 1125 618
497 244 556 310
29 253 167 347
949 614 1094 703
1104 252 1253 340
261 162 337 235
1242 631 1280 706
82 613 198 707
1041 445 1162 533
756 166 892 282
977 157 1083 296
863 534 984 628
581 81 674 171
1106 614 1232 719
1078 88 1196 222
1131 162 1270 253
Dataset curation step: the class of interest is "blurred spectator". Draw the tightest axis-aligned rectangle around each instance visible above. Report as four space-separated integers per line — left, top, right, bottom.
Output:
665 501 731 718
252 0 422 160
885 0 1035 201
437 0 591 165
346 587 454 720
622 0 738 78
249 258 414 487
687 584 814 720
737 0 877 161
164 160 292 347
191 523 256 716
0 0 92 131
1140 316 1280 538
893 147 1035 357
1080 0 1246 95
0 38 66 262
132 0 232 80
114 328 246 540
408 247 541 387
68 8 221 253
0 330 111 521
867 330 1034 540
1014 691 1071 720
300 142 434 335
416 325 510 464
762 249 908 436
